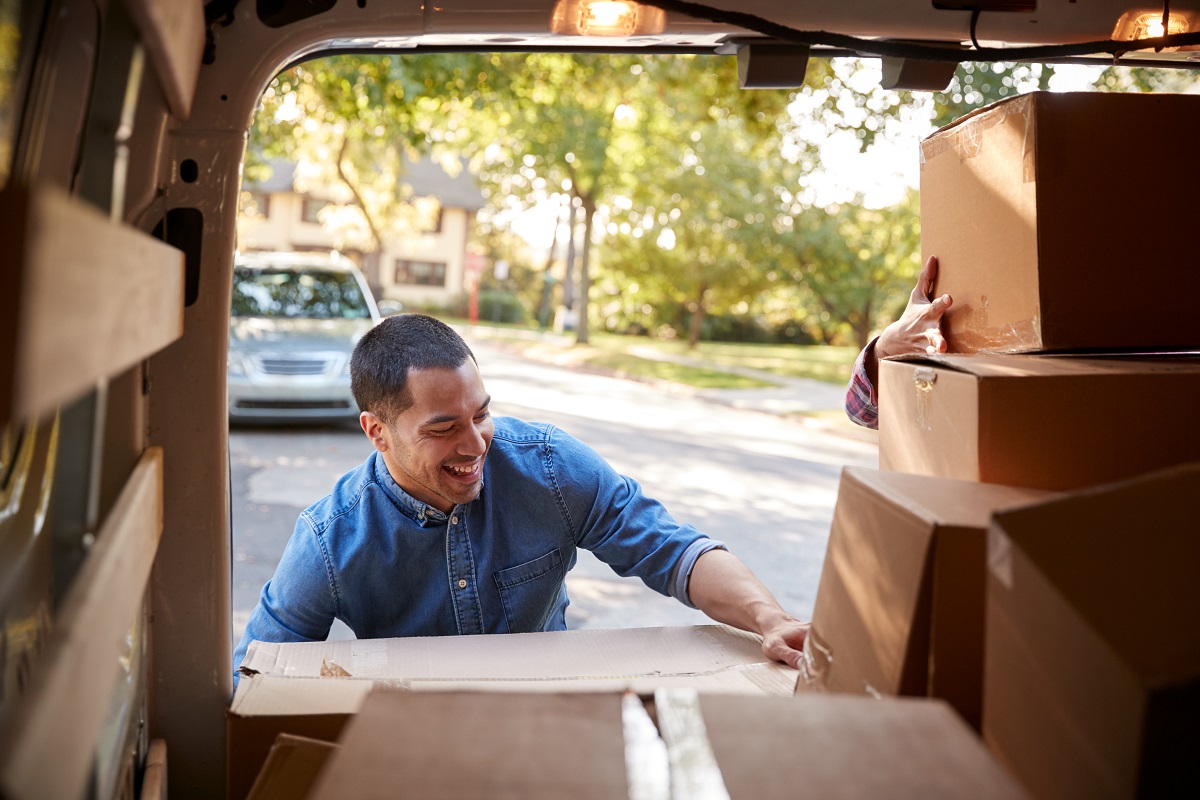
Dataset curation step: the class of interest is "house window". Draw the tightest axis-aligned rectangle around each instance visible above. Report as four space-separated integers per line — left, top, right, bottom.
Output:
301 197 329 223
244 191 270 217
394 260 446 287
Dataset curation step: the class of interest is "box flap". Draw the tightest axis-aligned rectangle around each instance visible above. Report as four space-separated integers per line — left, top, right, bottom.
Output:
990 463 1200 685
846 467 1055 528
240 625 797 696
889 353 1200 380
703 694 1030 799
245 734 337 800
231 675 376 718
308 691 630 800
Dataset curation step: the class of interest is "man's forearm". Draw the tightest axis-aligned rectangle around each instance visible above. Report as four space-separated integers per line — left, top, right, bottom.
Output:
687 548 798 636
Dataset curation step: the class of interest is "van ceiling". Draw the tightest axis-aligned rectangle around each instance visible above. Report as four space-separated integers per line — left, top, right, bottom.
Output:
216 1 1200 69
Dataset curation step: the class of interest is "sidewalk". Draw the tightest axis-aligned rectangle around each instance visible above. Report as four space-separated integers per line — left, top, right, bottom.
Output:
457 324 879 445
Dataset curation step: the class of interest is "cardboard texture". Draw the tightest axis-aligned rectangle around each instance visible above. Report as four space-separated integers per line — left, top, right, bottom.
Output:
227 676 372 800
879 354 1200 491
920 91 1200 354
308 690 1028 800
245 734 337 800
308 691 631 800
984 464 1200 800
800 467 1051 729
238 624 798 696
702 694 1030 799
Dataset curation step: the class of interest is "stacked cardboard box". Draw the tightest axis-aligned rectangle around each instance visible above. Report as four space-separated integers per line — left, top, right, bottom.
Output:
805 90 1200 799
303 690 1028 800
227 625 798 800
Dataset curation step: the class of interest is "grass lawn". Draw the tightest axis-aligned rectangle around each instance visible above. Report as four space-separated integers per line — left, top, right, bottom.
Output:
450 319 859 390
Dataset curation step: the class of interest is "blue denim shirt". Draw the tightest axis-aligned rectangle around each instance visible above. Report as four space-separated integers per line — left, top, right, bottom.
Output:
233 416 725 678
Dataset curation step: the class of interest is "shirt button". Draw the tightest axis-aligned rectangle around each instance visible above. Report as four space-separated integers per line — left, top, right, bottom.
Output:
450 515 459 525
457 579 468 589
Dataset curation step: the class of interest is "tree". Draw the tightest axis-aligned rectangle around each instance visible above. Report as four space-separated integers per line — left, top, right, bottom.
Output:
247 54 497 287
780 190 922 348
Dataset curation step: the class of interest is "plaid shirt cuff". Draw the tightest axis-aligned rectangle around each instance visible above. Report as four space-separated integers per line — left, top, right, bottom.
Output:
845 338 880 430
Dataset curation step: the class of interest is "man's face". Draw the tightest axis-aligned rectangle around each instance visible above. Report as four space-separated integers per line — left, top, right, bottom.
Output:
362 360 494 514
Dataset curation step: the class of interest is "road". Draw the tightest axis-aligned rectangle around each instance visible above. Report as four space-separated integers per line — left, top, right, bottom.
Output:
230 337 878 645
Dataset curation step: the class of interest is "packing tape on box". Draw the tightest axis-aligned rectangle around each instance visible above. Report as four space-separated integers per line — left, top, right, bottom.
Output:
623 689 732 800
987 527 1014 590
913 366 938 430
797 626 833 691
947 310 1042 354
919 93 1037 185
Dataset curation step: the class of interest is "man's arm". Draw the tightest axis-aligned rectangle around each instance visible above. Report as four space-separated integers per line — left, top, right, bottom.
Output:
686 548 809 669
844 255 954 428
232 517 338 683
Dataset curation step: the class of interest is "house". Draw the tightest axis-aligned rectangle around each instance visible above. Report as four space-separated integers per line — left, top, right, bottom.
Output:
238 157 486 307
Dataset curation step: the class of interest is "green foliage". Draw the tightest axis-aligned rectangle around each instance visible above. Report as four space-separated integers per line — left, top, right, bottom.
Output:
476 290 528 325
930 62 1054 128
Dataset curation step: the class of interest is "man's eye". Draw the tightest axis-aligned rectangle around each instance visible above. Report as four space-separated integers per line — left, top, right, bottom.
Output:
429 427 453 436
475 411 490 421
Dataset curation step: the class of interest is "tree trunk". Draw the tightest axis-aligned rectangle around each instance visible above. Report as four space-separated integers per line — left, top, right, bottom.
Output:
561 201 577 312
575 197 596 345
687 282 709 350
336 137 386 295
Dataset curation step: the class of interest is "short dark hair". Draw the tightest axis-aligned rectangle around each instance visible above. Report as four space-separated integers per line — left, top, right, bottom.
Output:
350 314 476 422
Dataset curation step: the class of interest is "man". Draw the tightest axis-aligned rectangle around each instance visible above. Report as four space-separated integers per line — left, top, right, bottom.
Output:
846 255 954 428
234 313 809 679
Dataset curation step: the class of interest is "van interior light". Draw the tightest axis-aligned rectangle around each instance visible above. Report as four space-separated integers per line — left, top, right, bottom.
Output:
550 0 666 36
1112 10 1198 51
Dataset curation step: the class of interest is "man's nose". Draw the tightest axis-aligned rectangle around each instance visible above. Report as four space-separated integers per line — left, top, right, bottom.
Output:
458 423 487 455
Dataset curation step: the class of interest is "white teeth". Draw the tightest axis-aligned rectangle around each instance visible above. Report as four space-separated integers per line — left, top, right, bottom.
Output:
448 463 475 475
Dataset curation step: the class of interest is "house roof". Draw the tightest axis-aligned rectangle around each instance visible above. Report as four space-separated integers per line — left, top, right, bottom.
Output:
249 157 486 211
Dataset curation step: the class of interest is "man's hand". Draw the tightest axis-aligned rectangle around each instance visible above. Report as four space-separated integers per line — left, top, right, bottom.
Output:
686 549 809 670
866 255 954 386
759 618 810 670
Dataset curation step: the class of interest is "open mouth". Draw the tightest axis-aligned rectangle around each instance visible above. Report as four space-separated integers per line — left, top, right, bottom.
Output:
443 460 481 482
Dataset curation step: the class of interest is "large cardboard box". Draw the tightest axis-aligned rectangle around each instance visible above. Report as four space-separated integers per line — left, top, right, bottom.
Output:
799 467 1052 728
307 689 1029 799
237 624 798 695
228 676 371 800
879 354 1200 491
920 91 1200 354
984 464 1200 799
231 626 796 799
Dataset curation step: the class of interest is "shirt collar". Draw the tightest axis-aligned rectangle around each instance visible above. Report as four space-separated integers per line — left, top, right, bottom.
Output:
371 452 448 526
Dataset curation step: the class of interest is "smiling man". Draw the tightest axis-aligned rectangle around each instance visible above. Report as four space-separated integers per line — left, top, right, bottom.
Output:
233 314 808 680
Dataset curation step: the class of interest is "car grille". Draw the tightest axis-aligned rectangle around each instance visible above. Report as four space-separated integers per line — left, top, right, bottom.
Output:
254 355 338 375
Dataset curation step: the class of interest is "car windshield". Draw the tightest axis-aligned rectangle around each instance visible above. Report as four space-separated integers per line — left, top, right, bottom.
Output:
232 267 370 319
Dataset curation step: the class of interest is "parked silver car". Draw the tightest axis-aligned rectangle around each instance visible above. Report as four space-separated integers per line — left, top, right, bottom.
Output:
228 252 381 423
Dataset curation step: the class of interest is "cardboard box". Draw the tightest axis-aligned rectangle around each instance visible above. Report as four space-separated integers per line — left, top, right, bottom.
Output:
309 691 630 800
879 354 1200 491
984 464 1200 799
920 91 1200 354
227 676 372 800
799 467 1052 728
701 694 1029 799
306 689 1028 799
238 624 798 696
231 626 796 799
245 734 337 800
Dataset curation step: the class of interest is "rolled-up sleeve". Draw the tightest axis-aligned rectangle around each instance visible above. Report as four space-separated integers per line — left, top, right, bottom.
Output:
547 428 723 606
845 338 880 430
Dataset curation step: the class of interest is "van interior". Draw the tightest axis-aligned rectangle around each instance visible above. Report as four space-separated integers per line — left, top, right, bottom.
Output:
1 1 1197 798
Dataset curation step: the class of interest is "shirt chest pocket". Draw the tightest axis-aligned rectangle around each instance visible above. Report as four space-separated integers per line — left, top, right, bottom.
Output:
493 549 565 634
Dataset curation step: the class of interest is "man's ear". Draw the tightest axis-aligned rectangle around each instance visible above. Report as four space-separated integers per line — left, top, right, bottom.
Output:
360 412 388 451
